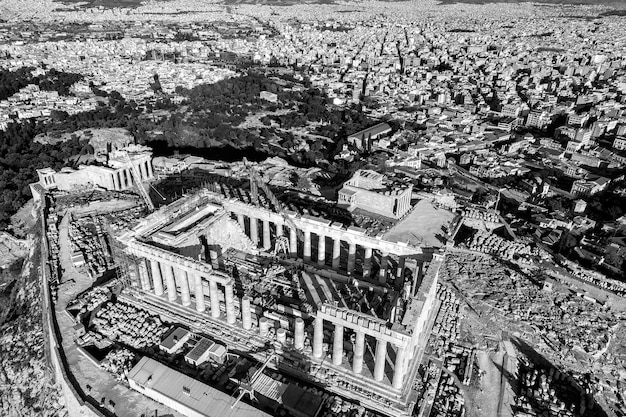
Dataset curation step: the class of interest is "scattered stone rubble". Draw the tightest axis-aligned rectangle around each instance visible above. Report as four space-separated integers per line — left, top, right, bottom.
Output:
443 252 624 413
445 254 618 358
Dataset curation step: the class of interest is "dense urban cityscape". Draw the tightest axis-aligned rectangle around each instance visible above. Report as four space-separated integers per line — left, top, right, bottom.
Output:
0 0 625 417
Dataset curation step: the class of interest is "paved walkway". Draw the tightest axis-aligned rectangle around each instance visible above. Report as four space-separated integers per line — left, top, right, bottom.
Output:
54 210 181 417
383 200 453 248
470 350 503 417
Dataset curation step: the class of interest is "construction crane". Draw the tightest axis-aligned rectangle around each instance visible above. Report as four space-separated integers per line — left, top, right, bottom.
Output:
231 350 276 409
124 152 155 212
243 158 303 244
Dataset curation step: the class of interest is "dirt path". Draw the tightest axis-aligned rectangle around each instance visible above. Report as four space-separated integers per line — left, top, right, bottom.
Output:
467 350 503 417
55 210 182 417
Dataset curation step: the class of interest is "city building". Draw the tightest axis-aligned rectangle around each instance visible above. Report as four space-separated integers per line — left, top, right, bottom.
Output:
347 122 392 151
338 169 413 219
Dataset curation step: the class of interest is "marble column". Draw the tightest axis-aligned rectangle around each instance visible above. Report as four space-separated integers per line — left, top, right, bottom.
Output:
396 257 406 287
317 235 326 266
225 283 236 325
115 172 122 191
163 264 177 302
209 249 219 269
262 219 271 250
392 345 408 389
259 317 269 337
241 295 252 330
209 281 220 319
237 213 245 228
353 331 365 374
374 339 388 382
303 230 312 262
332 238 341 270
363 247 373 279
313 315 324 358
332 324 344 366
294 317 305 350
194 274 205 312
177 269 191 307
289 227 297 257
150 260 164 296
137 260 151 291
379 251 389 284
347 243 357 275
250 217 259 246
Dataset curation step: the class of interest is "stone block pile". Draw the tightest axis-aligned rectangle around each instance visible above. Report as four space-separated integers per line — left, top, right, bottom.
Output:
432 372 465 417
432 284 461 342
69 218 108 277
514 360 579 417
91 301 167 350
465 229 536 261
462 208 500 223
100 348 136 382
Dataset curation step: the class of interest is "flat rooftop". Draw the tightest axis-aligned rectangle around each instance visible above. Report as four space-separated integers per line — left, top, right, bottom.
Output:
128 356 271 417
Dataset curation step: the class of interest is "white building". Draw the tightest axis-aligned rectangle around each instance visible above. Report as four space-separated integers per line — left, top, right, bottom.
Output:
127 357 269 417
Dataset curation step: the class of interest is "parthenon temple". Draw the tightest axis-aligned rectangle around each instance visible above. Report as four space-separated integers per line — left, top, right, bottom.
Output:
118 188 443 416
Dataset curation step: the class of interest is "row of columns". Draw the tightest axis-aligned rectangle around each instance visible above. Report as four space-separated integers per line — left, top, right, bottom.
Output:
313 316 408 389
137 256 408 389
237 214 401 284
141 258 236 324
139 257 310 356
111 160 154 191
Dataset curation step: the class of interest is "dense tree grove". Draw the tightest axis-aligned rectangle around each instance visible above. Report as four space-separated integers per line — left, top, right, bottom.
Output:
0 69 379 229
0 121 86 228
0 67 84 100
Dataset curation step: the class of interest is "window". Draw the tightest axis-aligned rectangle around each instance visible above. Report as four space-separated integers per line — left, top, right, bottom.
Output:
183 386 191 396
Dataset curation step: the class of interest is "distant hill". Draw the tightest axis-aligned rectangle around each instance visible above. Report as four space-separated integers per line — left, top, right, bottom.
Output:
437 0 626 6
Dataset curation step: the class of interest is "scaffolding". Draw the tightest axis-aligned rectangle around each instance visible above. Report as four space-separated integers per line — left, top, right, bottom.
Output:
124 152 155 212
243 158 304 243
105 221 136 290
